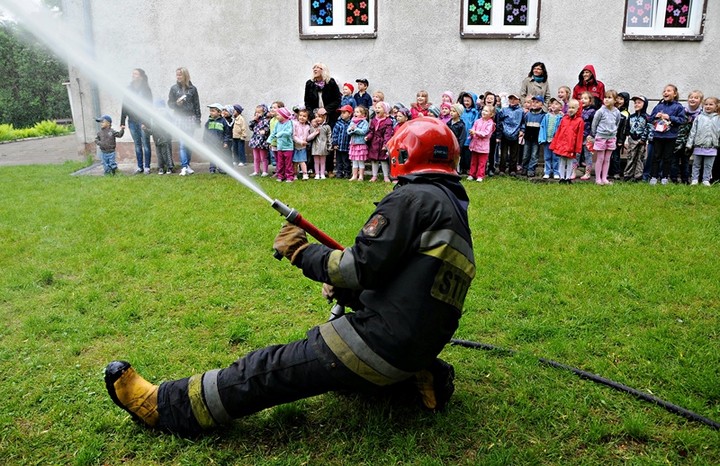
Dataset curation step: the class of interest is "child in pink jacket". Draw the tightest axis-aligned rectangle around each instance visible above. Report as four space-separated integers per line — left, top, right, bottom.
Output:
468 105 496 182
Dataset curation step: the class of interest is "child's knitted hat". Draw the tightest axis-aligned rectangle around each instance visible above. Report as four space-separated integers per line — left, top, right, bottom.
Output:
276 107 291 120
233 104 244 114
376 102 391 115
451 103 465 116
442 91 455 102
343 83 355 93
427 105 441 118
440 102 452 110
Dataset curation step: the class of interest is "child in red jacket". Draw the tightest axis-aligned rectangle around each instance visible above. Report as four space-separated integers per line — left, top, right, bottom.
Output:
549 99 584 184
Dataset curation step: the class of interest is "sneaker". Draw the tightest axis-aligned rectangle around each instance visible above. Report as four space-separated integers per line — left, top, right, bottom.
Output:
232 162 238 166
314 174 320 180
414 358 455 412
370 176 378 182
180 167 187 176
553 174 560 180
477 177 483 182
186 167 194 175
702 181 711 186
649 177 657 185
321 175 327 180
286 179 293 183
144 168 151 175
209 167 216 174
165 169 172 175
383 177 391 183
528 172 535 178
542 174 550 179
466 176 474 181
261 172 269 177
104 361 159 428
250 172 258 177
302 173 309 180
134 167 143 174
276 178 283 182
239 162 245 167
157 169 164 175
661 178 668 185
691 180 699 185
604 180 614 185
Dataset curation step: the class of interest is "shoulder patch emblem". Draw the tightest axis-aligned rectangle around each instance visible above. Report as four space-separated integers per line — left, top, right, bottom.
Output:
362 214 388 238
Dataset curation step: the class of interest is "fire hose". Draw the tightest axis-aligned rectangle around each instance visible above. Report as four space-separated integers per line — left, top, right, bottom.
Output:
270 199 719 431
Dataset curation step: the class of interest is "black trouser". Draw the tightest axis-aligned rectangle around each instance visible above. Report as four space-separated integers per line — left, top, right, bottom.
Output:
499 138 520 174
650 138 676 180
459 146 471 174
155 329 406 436
335 150 350 178
670 147 690 183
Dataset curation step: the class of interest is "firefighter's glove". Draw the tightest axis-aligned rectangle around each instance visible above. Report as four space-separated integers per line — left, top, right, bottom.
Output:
322 283 362 311
273 223 309 265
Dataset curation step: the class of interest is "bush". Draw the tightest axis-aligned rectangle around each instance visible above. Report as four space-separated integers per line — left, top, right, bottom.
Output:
0 120 72 142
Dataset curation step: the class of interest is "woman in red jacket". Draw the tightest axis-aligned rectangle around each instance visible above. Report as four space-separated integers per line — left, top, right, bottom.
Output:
550 99 585 184
572 64 605 110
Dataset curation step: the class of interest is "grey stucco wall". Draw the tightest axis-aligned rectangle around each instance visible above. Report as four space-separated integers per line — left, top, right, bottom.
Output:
63 0 719 147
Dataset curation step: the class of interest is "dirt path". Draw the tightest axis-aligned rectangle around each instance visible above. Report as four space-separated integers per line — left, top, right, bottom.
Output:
0 134 85 166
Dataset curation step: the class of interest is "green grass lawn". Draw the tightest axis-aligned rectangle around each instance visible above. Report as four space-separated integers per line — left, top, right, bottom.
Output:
0 163 718 465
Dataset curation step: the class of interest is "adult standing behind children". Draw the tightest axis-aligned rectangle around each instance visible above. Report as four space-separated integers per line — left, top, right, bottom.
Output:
572 65 605 109
168 67 201 176
304 63 342 128
120 68 153 174
519 62 551 111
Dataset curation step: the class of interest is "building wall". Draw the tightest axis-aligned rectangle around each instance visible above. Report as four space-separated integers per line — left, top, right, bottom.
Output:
63 0 719 158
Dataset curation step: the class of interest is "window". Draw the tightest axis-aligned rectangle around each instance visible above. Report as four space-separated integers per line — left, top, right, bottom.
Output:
460 0 541 39
299 0 377 39
623 0 708 41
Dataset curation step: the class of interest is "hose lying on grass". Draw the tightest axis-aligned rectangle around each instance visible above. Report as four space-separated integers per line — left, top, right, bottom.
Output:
450 339 720 431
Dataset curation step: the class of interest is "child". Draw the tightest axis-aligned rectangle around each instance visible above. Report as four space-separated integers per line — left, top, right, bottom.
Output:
365 101 394 182
468 105 496 182
292 108 312 180
307 108 332 179
672 90 703 184
590 90 622 185
347 105 369 181
648 84 687 185
483 92 501 175
686 97 719 186
248 104 270 177
539 97 563 179
497 93 523 175
410 90 431 119
332 104 353 179
340 83 357 110
267 101 284 169
268 107 294 182
609 92 630 180
147 100 174 175
204 103 232 173
369 91 385 120
549 100 584 184
231 104 248 167
439 103 452 124
427 105 441 119
520 95 546 177
579 91 597 180
354 78 372 110
557 86 571 114
458 91 479 174
95 114 123 175
441 91 455 106
395 106 411 129
447 104 467 151
623 96 651 182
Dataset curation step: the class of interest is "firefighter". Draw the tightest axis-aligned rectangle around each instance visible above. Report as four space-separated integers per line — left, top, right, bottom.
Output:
104 118 476 436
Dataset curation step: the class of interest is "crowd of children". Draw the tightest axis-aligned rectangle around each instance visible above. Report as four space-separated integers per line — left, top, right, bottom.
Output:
99 79 720 186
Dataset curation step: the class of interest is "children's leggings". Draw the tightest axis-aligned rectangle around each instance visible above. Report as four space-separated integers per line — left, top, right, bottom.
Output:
352 160 365 169
469 152 488 179
559 157 574 180
371 161 389 178
314 156 326 177
253 149 269 174
276 150 294 181
595 149 612 183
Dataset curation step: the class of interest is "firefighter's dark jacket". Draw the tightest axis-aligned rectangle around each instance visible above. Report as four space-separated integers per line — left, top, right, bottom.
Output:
296 174 476 384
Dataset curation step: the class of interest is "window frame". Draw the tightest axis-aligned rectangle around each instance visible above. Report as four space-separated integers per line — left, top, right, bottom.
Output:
460 0 541 39
298 0 378 39
622 0 708 41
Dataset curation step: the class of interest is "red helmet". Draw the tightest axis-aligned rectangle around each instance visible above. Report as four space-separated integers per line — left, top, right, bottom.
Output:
387 118 460 178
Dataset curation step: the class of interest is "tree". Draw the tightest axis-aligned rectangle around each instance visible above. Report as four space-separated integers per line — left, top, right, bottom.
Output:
0 22 71 128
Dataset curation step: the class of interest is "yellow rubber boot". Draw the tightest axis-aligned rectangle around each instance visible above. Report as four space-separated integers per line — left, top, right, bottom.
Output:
105 361 159 427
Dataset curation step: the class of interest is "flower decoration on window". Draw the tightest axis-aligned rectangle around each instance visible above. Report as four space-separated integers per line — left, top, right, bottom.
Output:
346 0 368 25
467 0 492 25
504 0 528 26
626 0 653 27
664 0 691 27
310 0 333 26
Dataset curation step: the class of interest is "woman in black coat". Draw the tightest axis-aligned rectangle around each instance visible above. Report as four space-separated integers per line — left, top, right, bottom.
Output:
304 63 342 128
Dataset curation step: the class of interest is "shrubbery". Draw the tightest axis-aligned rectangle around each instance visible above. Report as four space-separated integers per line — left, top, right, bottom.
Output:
0 120 73 142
